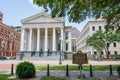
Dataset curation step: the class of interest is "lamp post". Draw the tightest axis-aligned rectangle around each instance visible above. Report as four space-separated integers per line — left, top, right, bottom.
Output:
58 30 62 64
59 39 62 64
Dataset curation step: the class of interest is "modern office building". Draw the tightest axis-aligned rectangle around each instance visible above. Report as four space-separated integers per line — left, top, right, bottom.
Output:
0 11 21 57
76 19 120 58
20 11 72 59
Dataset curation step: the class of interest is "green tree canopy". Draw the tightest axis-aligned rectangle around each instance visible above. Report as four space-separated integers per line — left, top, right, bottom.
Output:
33 0 120 31
87 31 106 52
87 31 120 58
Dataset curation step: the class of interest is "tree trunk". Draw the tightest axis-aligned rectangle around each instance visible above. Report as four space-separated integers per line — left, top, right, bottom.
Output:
105 47 109 59
97 51 101 61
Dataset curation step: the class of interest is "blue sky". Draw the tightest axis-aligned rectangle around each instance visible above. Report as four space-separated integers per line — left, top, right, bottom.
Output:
0 0 90 32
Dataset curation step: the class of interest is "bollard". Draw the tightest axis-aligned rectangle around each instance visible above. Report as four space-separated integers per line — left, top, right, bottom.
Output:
78 65 82 70
66 64 69 76
109 65 113 77
47 64 50 76
11 64 14 76
90 65 93 77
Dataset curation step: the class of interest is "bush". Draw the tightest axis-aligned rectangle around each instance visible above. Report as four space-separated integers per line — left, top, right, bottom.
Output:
16 61 36 79
117 66 120 76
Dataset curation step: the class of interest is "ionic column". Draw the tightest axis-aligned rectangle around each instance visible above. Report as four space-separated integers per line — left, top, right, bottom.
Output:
36 28 40 51
44 28 48 51
69 32 72 52
52 28 56 51
20 29 25 51
61 28 63 51
28 28 32 51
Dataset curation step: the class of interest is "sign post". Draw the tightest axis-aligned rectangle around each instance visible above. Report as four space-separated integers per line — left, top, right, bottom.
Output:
73 52 88 79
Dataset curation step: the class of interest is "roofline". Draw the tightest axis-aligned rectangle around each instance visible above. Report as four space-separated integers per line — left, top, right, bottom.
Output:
0 22 20 35
77 20 106 39
21 11 64 24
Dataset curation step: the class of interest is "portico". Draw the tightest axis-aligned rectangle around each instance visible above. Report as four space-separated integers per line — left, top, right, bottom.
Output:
20 12 72 59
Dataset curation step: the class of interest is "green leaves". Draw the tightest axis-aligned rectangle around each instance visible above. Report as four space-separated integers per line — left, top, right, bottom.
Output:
87 31 106 51
87 30 120 57
33 0 120 31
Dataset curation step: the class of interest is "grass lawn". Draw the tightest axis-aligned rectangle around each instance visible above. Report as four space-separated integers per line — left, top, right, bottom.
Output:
0 74 20 80
36 65 119 71
40 76 68 80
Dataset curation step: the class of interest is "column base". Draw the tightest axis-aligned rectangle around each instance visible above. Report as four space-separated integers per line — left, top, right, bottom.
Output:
35 51 40 57
52 51 57 56
44 51 48 57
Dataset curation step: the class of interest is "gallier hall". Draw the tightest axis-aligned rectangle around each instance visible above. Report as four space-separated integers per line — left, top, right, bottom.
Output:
20 11 72 59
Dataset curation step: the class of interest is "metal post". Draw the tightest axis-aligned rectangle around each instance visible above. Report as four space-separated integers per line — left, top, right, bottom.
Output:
109 65 113 77
90 65 93 77
11 64 14 76
80 65 82 78
59 51 62 64
47 64 50 76
66 64 69 76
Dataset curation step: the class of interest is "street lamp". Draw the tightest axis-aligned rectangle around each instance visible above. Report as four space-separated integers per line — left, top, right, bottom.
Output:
58 30 62 64
59 40 62 64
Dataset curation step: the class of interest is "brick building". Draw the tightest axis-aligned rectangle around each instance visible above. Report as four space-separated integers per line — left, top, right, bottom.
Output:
0 11 21 57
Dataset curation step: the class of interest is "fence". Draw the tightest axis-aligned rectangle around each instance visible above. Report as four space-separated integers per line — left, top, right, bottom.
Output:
10 64 119 77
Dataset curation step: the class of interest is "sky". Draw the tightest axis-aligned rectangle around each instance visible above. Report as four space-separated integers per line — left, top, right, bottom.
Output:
0 0 90 32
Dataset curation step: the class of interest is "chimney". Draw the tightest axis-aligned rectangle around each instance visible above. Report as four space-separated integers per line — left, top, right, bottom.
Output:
0 11 3 22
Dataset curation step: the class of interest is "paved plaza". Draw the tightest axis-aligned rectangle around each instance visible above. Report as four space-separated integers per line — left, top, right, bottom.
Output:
0 60 120 66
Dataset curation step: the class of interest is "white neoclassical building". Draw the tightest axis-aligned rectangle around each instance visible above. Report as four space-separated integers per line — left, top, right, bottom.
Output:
20 12 72 59
76 19 120 58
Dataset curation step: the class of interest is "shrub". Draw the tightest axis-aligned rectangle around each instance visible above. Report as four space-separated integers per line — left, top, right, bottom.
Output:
117 66 120 76
16 61 36 79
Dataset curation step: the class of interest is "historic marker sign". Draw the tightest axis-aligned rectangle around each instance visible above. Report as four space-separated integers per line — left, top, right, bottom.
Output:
73 53 88 65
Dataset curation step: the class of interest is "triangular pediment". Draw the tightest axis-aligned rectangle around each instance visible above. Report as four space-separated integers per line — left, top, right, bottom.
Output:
21 11 64 24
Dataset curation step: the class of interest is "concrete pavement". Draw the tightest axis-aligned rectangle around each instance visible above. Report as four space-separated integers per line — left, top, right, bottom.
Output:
0 60 120 80
0 60 120 66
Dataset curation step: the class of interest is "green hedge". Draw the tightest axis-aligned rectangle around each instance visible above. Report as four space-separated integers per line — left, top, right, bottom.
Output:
16 61 36 79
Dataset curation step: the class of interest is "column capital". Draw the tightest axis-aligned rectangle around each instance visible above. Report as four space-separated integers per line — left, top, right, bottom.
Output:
53 27 56 29
37 28 41 29
45 27 48 29
60 27 64 30
29 28 33 30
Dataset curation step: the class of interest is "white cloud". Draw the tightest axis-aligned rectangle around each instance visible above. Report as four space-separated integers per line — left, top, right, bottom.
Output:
28 0 40 9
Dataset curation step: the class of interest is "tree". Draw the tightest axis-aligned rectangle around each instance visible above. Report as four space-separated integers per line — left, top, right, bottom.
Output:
87 31 106 60
87 31 120 59
33 0 120 31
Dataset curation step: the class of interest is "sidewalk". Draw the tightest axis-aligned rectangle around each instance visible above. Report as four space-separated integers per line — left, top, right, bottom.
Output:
0 60 120 80
0 60 120 66
1 70 120 80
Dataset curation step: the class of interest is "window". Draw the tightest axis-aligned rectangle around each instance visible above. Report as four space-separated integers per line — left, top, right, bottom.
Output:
66 43 68 51
113 43 116 47
108 51 110 55
65 32 68 39
92 26 95 31
99 26 101 30
114 51 117 55
17 30 21 32
94 51 97 55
